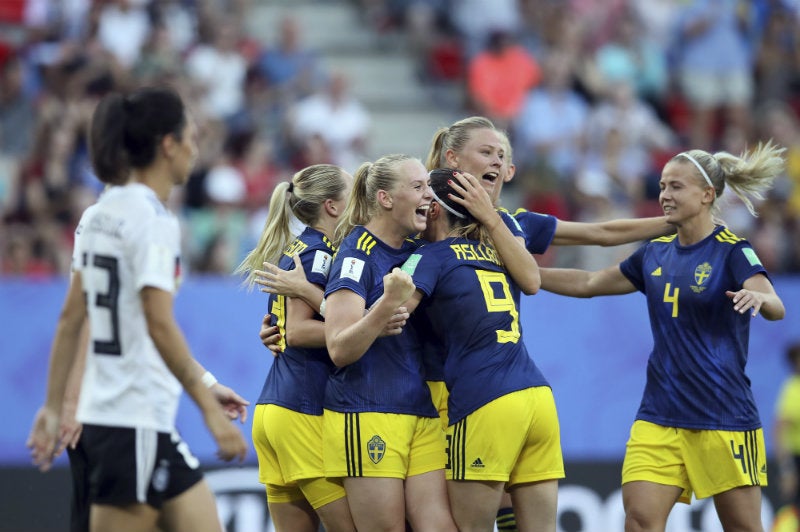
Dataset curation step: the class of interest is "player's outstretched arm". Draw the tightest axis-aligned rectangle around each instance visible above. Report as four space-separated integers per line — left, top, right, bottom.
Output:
540 264 636 298
552 216 673 247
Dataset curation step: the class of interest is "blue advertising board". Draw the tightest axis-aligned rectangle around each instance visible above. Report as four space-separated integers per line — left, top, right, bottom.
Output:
2 276 798 465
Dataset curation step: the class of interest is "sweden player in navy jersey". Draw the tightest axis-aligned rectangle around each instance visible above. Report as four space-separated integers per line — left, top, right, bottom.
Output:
396 167 563 532
425 117 673 256
425 116 675 532
539 143 786 532
323 154 458 532
236 164 357 532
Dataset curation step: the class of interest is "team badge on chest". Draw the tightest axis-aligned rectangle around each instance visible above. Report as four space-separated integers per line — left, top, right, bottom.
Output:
692 262 712 293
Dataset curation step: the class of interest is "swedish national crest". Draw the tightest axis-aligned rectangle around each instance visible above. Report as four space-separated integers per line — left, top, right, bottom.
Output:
367 435 386 464
692 262 712 293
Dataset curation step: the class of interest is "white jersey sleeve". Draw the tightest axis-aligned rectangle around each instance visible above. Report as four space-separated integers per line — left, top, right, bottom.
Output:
131 211 181 293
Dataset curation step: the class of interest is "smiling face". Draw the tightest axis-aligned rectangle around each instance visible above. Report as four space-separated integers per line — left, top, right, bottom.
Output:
385 158 432 236
659 160 715 226
445 127 504 202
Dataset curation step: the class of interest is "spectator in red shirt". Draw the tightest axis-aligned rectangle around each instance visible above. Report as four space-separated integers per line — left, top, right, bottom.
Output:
467 30 540 131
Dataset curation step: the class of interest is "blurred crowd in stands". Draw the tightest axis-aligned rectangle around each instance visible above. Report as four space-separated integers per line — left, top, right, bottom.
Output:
2 0 800 277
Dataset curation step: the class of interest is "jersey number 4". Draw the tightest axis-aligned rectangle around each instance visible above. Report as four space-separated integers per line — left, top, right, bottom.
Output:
663 282 679 318
475 270 520 344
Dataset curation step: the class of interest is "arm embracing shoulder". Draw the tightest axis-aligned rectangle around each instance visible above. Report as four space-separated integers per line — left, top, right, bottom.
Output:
540 264 636 298
285 295 326 348
324 289 372 367
551 217 673 247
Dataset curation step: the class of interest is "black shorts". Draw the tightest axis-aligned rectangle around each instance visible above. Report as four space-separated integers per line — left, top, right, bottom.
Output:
81 424 203 509
67 437 90 532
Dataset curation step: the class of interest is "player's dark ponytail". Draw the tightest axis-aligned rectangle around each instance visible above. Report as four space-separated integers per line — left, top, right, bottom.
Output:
90 87 187 185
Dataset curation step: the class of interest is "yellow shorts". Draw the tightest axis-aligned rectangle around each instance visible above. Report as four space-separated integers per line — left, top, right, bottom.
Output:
622 420 768 504
252 404 345 509
427 380 449 430
447 386 564 486
323 410 446 479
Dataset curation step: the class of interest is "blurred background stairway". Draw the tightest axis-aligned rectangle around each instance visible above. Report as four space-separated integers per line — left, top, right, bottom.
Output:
246 0 461 161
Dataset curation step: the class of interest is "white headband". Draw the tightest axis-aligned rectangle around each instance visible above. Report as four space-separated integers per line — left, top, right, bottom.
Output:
430 188 466 219
678 152 714 189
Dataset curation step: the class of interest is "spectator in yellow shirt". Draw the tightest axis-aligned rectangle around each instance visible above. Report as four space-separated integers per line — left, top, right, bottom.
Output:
773 342 800 531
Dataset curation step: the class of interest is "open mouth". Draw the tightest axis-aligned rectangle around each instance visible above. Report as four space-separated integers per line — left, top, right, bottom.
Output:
482 172 499 184
416 204 430 217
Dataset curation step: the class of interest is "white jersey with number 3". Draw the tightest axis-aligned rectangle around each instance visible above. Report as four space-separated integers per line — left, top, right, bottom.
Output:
75 183 183 432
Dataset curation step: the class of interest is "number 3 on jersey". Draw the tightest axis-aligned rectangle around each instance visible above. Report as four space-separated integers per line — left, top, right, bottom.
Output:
475 270 520 344
663 282 679 318
84 253 122 355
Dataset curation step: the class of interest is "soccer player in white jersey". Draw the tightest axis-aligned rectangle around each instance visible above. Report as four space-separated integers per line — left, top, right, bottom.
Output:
27 86 248 532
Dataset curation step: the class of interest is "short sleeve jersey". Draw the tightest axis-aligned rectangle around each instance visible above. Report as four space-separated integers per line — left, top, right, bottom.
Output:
404 237 548 425
75 183 183 432
419 209 528 384
256 227 337 415
323 227 437 417
619 226 769 430
510 208 558 255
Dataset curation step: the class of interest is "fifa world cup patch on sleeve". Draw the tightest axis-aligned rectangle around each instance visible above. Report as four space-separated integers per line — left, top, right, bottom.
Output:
401 254 422 275
145 244 176 278
742 247 762 267
311 250 332 276
340 257 365 282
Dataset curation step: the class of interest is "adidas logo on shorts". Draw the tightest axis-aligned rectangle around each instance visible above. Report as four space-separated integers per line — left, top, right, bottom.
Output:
471 458 485 468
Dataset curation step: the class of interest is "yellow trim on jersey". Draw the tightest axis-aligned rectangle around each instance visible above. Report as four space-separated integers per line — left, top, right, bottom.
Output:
715 228 744 244
322 235 336 252
270 294 287 351
651 234 677 243
356 231 377 255
284 239 309 258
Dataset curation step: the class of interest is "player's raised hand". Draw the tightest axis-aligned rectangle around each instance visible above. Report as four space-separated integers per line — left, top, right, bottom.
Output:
726 289 764 317
447 170 497 225
383 268 415 307
255 255 307 297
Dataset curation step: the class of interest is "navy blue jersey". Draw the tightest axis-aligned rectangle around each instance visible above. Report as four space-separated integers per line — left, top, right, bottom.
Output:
419 208 527 384
619 226 769 430
323 227 437 417
413 300 445 382
499 209 526 240
509 207 557 255
405 237 549 425
256 227 336 415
